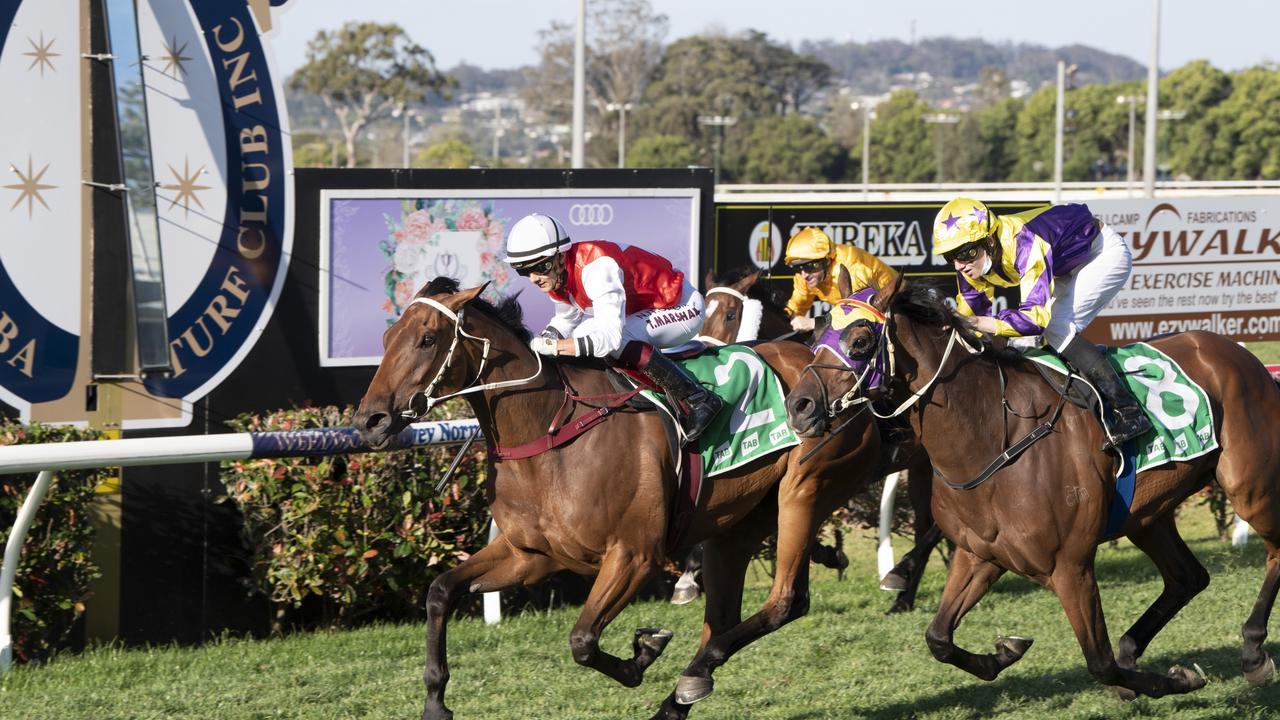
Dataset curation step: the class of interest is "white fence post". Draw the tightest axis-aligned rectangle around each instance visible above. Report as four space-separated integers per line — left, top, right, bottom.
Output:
1 470 54 673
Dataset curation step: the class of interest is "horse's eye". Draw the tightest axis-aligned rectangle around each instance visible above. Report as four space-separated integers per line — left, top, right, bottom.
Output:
420 334 436 349
726 310 737 322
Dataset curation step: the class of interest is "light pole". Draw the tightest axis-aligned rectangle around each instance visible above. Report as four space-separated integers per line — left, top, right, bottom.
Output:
571 0 586 167
922 113 959 183
1053 61 1078 204
392 104 418 168
605 102 633 168
1116 94 1140 195
1143 0 1162 196
851 102 875 197
697 114 737 186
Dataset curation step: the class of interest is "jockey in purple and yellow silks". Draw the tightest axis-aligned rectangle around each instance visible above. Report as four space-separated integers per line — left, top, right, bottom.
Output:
783 227 897 333
932 197 1152 448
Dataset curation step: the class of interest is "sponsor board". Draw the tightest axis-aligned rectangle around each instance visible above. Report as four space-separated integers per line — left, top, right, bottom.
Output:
0 0 293 426
1088 197 1280 343
320 188 700 366
714 202 1042 316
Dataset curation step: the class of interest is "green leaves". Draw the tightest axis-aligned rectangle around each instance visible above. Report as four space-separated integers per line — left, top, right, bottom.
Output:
0 422 107 664
220 401 489 630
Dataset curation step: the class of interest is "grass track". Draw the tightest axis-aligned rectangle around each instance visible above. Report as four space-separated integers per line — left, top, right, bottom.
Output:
4 505 1280 719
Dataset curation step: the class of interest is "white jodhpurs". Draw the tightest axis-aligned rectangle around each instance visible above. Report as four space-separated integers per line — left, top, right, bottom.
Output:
1042 224 1132 351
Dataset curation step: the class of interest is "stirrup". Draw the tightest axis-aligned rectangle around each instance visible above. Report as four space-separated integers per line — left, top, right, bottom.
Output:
1103 409 1153 450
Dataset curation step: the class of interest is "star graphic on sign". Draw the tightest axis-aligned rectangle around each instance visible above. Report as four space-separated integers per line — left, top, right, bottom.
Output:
5 156 56 218
23 32 59 77
161 157 210 216
160 35 192 78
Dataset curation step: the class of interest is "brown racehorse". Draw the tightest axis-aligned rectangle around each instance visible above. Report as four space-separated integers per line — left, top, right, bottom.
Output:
786 281 1280 698
354 278 882 720
699 266 942 612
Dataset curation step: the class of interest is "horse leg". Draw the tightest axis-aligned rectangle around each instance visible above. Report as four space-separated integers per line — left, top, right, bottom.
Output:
885 524 943 613
924 547 1028 680
422 537 559 720
651 512 774 720
671 543 704 606
568 545 668 687
664 493 822 708
884 452 939 612
1051 560 1206 698
1241 542 1280 685
1115 518 1210 671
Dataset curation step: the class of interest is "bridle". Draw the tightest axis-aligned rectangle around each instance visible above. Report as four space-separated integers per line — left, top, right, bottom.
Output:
399 296 544 420
698 286 769 346
805 304 981 422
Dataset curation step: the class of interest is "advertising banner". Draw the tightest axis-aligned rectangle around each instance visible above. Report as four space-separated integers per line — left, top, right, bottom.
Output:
320 188 701 366
713 201 1042 316
1088 197 1280 343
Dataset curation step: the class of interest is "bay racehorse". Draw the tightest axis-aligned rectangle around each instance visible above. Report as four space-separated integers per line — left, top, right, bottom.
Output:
785 281 1280 698
355 278 883 719
698 266 943 612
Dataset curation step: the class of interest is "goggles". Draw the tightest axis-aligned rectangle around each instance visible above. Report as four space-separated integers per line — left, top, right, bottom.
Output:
789 258 827 274
943 243 982 264
513 255 557 277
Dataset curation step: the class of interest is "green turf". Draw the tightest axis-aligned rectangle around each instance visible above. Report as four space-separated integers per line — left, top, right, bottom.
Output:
3 504 1279 719
1245 341 1280 366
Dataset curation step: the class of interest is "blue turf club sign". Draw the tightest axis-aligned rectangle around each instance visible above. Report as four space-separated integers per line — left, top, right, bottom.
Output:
0 0 293 427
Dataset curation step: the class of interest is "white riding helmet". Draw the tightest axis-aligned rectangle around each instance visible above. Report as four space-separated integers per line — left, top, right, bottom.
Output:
504 214 570 267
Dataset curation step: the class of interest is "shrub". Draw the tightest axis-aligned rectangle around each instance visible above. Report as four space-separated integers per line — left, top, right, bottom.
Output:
219 401 491 630
0 422 107 663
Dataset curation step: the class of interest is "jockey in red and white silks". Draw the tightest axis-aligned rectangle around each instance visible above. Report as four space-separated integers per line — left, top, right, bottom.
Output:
504 213 722 443
544 240 705 358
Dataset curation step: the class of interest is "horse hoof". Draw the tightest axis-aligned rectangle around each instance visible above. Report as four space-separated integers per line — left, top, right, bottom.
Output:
674 674 714 704
1245 655 1276 687
880 571 908 592
995 635 1034 661
670 584 700 605
1168 663 1208 691
635 627 674 654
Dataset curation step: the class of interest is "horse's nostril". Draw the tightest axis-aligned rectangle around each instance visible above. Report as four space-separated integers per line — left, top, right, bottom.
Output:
794 397 814 417
362 412 389 432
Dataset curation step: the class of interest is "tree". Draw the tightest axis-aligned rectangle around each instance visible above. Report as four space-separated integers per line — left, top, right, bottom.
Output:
289 22 454 167
626 134 698 167
416 137 476 169
522 0 668 167
1161 60 1233 179
867 90 933 183
632 31 833 181
741 115 842 182
1198 64 1280 179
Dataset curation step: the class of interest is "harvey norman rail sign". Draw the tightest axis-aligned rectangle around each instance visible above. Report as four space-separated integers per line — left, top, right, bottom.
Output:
1088 197 1280 344
0 0 293 426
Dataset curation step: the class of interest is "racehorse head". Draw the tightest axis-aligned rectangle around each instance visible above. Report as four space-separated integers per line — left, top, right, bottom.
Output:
785 282 898 437
354 277 530 449
699 266 795 345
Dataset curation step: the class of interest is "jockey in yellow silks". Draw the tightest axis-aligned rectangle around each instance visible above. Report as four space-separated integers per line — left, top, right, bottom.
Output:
783 227 897 332
933 197 1152 448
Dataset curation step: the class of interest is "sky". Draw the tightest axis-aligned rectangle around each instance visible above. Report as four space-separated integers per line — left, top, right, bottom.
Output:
268 0 1280 77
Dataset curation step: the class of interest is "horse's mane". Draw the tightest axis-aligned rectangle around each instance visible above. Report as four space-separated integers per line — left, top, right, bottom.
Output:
888 283 1022 363
420 277 533 344
709 265 789 314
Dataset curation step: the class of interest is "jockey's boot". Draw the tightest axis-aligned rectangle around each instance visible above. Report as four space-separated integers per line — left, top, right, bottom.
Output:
639 350 724 445
1060 335 1153 449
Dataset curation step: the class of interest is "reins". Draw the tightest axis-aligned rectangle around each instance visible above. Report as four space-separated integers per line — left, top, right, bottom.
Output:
400 296 545 420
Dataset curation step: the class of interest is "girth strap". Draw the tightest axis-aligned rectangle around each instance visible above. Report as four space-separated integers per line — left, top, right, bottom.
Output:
489 386 642 461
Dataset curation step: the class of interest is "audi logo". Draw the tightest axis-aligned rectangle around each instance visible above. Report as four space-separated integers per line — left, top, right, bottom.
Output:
568 203 614 226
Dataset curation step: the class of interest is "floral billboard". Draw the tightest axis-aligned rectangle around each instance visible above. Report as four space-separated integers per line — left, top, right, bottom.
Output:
319 189 700 366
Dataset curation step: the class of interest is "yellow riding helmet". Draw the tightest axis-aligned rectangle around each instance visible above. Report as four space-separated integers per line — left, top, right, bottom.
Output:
784 227 834 265
932 198 996 256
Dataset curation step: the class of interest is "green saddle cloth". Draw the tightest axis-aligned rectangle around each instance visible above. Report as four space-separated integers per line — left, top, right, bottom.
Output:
1024 342 1218 473
642 344 800 477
